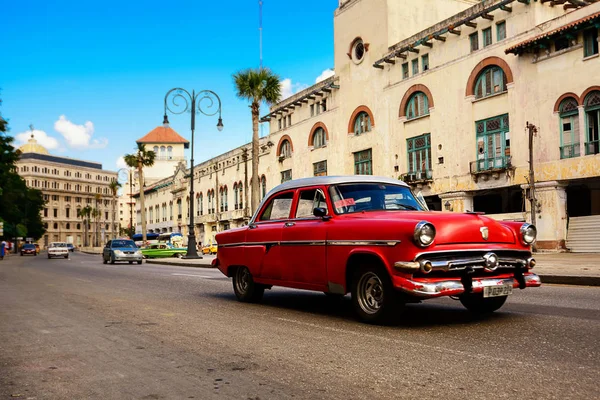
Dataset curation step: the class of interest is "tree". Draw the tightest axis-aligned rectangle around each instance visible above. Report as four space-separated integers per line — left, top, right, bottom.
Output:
93 193 102 246
0 97 46 241
233 68 281 213
77 206 92 247
124 143 156 243
109 179 121 239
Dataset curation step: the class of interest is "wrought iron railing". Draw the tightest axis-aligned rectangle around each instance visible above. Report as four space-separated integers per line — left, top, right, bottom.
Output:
585 140 599 155
560 143 580 159
400 169 433 183
470 155 512 174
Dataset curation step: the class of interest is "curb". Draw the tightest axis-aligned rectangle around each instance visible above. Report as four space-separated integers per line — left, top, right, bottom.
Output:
145 260 216 268
539 275 600 287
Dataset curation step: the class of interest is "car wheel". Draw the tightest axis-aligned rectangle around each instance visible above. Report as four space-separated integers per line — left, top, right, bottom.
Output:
459 293 508 314
21 253 23 256
137 260 142 265
129 261 133 264
232 266 264 303
64 255 68 259
47 255 51 259
103 257 107 264
351 266 401 324
110 254 116 265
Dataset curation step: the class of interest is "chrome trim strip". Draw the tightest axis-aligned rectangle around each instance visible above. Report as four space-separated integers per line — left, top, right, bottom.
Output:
218 240 400 248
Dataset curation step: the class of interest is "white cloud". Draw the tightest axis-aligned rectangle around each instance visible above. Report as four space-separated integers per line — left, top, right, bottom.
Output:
14 129 60 150
116 156 128 169
280 78 309 101
53 115 108 149
315 68 335 83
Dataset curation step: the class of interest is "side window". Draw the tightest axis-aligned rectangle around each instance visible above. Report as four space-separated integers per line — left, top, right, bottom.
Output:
105 241 111 248
259 192 294 221
295 189 328 218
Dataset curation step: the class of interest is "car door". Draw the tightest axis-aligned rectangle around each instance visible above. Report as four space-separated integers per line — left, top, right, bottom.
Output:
245 191 294 281
103 241 111 260
280 187 329 287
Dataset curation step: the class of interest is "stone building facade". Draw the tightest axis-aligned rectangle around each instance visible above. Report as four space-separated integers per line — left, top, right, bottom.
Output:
16 135 118 247
134 0 600 251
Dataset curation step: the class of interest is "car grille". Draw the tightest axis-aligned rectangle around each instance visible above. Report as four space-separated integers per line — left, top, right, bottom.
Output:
123 251 135 254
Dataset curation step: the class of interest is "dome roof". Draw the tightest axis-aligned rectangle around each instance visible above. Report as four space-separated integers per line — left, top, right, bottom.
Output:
18 134 49 155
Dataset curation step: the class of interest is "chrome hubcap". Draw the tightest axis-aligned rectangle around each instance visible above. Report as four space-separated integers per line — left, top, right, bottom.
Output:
357 272 384 314
235 268 250 294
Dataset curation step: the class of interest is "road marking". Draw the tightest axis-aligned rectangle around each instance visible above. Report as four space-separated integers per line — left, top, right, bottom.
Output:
171 273 212 278
75 278 92 283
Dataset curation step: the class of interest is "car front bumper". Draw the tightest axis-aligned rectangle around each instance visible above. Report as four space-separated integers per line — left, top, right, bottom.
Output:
48 251 68 256
113 254 142 261
393 273 541 298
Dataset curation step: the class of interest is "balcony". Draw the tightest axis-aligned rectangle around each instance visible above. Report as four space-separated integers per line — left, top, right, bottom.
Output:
560 143 580 159
400 170 432 187
470 155 513 182
155 156 186 162
585 140 599 155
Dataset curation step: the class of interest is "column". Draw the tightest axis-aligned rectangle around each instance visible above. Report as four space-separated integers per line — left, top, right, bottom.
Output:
520 181 567 251
438 191 474 213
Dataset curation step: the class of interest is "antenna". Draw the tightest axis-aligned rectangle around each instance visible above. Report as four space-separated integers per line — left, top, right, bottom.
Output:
259 0 263 69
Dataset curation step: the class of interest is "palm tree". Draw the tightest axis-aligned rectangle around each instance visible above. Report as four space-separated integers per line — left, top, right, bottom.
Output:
77 206 92 247
233 68 281 213
124 143 156 243
94 193 102 246
109 179 121 239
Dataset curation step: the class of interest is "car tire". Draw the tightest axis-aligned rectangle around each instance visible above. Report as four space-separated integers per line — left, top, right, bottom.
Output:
137 260 142 265
20 253 23 256
47 255 51 259
103 257 107 264
110 254 116 265
174 253 183 259
459 293 508 314
232 266 264 303
64 255 68 259
351 266 402 324
129 261 133 264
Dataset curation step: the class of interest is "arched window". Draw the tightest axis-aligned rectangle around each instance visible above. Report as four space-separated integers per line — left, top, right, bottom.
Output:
223 186 228 211
280 140 292 158
406 92 429 120
585 90 600 155
160 146 165 157
53 223 58 229
261 175 267 199
313 127 327 148
233 183 239 210
559 97 580 159
177 199 182 218
238 181 243 210
153 146 159 153
167 146 173 159
475 66 507 99
77 223 81 230
66 223 70 229
198 193 203 215
169 201 173 220
353 111 372 135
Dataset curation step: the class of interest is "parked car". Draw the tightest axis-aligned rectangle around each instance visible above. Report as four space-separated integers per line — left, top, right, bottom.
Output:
48 242 69 259
103 239 143 264
202 243 218 255
141 243 187 259
21 244 37 256
66 243 75 252
214 176 540 324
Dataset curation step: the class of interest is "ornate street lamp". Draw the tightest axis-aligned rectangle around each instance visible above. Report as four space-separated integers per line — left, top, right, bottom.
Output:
163 89 223 258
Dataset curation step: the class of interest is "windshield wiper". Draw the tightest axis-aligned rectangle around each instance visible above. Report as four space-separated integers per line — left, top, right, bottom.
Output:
397 204 419 210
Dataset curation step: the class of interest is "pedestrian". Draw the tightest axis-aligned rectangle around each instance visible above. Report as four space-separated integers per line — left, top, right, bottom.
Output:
0 240 6 260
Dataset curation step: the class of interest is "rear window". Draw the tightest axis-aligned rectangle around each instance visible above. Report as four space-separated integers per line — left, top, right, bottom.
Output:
24 244 36 249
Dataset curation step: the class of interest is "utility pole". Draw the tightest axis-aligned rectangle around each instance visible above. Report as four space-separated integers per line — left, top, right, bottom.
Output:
129 169 134 239
526 121 538 228
259 0 263 69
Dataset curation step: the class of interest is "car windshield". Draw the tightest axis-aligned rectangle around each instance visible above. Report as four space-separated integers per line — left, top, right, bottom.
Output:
112 240 136 248
50 243 67 247
329 183 425 214
24 244 35 249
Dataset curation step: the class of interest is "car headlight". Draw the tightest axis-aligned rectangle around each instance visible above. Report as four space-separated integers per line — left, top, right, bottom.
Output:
520 224 537 245
135 250 142 256
113 250 123 255
413 221 436 247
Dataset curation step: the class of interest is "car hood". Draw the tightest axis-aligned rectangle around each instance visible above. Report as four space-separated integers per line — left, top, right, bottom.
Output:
343 211 516 244
112 247 139 251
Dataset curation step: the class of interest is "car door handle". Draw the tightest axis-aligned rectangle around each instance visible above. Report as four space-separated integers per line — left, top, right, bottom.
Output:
284 222 295 227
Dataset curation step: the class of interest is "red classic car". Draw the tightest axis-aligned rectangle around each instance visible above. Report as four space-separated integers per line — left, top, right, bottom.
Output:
215 176 540 323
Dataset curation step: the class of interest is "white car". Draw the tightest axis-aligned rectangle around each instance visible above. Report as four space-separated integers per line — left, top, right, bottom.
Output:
48 242 69 259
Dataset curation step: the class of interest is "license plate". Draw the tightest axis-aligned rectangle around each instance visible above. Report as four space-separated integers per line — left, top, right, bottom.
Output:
483 282 513 298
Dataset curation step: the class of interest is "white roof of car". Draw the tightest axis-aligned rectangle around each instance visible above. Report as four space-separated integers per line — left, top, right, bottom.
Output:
251 175 410 223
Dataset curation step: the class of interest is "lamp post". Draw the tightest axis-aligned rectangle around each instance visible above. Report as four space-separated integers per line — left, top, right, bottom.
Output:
163 89 223 259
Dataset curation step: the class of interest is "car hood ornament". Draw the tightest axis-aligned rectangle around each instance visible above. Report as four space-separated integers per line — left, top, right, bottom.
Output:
480 226 489 241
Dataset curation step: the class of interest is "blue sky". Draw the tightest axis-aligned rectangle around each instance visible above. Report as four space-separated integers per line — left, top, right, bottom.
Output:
1 0 336 171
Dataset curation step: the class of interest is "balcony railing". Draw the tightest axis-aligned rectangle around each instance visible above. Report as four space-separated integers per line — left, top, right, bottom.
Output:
560 143 580 159
400 169 432 183
585 140 599 155
155 156 186 162
470 155 512 174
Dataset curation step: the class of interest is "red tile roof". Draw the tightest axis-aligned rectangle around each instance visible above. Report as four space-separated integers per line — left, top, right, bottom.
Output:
506 11 600 54
136 126 189 145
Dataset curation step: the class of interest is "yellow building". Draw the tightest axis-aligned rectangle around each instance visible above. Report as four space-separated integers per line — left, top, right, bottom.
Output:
135 0 600 252
16 134 118 247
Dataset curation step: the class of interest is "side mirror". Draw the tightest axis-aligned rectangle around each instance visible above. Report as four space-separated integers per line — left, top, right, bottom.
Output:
313 207 331 220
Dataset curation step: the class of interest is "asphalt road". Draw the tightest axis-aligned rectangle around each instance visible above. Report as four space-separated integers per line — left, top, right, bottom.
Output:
1 252 599 400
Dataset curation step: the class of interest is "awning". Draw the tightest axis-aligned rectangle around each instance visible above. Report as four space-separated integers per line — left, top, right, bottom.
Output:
505 10 600 55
